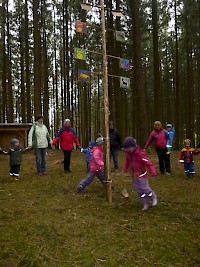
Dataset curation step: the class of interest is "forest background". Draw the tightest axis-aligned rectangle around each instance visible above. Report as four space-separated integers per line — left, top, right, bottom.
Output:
0 0 200 148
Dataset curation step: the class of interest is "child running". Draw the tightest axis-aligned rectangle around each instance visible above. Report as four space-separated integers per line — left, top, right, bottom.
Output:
80 140 95 172
77 136 105 192
122 136 157 211
179 139 200 177
0 138 29 180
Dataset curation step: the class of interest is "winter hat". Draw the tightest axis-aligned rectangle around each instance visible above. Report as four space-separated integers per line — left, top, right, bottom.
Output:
122 136 137 149
89 140 95 147
10 138 19 146
166 123 172 128
95 137 104 145
64 118 71 123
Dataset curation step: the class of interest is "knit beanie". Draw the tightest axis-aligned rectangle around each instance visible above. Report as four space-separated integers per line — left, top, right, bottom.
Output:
10 138 19 146
166 123 172 128
122 136 137 149
96 137 103 145
89 140 95 147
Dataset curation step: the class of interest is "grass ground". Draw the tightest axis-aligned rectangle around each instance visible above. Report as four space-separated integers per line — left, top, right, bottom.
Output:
0 149 200 267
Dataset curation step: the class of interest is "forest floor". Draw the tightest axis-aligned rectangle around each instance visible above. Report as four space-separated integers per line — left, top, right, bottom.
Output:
0 149 200 267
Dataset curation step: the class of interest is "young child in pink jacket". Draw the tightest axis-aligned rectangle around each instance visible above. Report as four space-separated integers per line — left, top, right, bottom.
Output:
122 136 157 211
77 136 105 192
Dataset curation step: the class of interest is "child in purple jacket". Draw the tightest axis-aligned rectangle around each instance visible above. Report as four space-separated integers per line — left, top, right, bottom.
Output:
122 136 157 211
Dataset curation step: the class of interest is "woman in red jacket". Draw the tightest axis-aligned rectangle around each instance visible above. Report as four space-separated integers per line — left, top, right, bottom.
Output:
144 121 170 175
53 119 81 172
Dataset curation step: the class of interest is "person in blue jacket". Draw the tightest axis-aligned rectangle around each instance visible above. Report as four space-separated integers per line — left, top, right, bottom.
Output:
81 140 95 172
166 123 175 154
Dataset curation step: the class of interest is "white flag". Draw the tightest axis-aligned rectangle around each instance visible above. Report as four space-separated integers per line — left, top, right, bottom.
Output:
120 77 130 88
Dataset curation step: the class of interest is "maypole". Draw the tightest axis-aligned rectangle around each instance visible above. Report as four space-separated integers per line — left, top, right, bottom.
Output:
100 0 112 203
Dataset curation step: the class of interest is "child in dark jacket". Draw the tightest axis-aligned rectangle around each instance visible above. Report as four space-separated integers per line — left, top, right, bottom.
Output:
0 138 29 179
179 139 200 176
81 140 95 172
122 136 157 211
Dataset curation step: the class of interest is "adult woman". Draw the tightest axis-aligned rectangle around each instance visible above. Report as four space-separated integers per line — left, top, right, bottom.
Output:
28 115 52 175
52 119 81 173
144 121 170 175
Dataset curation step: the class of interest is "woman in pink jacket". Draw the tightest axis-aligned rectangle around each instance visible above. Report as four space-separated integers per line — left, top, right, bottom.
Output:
122 136 157 211
144 121 170 175
53 119 81 173
76 136 105 192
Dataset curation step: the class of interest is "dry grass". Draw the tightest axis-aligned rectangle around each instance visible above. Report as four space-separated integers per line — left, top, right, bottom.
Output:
0 149 200 267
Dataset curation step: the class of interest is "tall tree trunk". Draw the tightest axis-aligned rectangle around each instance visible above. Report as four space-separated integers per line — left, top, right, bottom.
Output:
130 0 147 145
6 1 13 122
19 9 26 123
152 0 162 120
1 2 7 122
25 0 31 122
174 0 180 148
184 3 194 143
33 0 42 118
41 0 49 127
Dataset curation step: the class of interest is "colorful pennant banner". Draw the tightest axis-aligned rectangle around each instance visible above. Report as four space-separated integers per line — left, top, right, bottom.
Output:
74 47 86 60
119 58 130 70
75 21 88 34
78 69 90 81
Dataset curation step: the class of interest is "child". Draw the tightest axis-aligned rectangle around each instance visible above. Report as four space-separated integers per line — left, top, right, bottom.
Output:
80 140 95 172
0 138 29 179
77 137 105 192
166 123 175 154
179 139 200 176
122 136 157 211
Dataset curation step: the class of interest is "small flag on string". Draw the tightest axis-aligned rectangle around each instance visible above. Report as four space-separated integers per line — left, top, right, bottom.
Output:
78 69 90 81
74 47 86 60
119 58 130 70
120 77 130 89
115 31 125 43
75 21 88 34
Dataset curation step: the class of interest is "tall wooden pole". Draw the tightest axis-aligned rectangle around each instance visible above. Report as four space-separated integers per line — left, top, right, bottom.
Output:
100 0 112 203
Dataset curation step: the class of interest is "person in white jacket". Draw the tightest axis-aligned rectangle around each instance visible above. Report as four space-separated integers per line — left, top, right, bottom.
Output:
28 115 52 175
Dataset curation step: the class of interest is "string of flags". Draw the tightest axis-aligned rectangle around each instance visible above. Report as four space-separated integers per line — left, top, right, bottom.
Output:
75 21 126 43
74 20 131 89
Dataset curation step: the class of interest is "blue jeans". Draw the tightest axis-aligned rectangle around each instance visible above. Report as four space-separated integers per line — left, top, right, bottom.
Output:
110 147 119 170
35 148 47 174
184 162 195 175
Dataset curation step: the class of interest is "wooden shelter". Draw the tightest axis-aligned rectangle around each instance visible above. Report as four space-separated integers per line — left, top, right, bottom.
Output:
0 123 32 149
